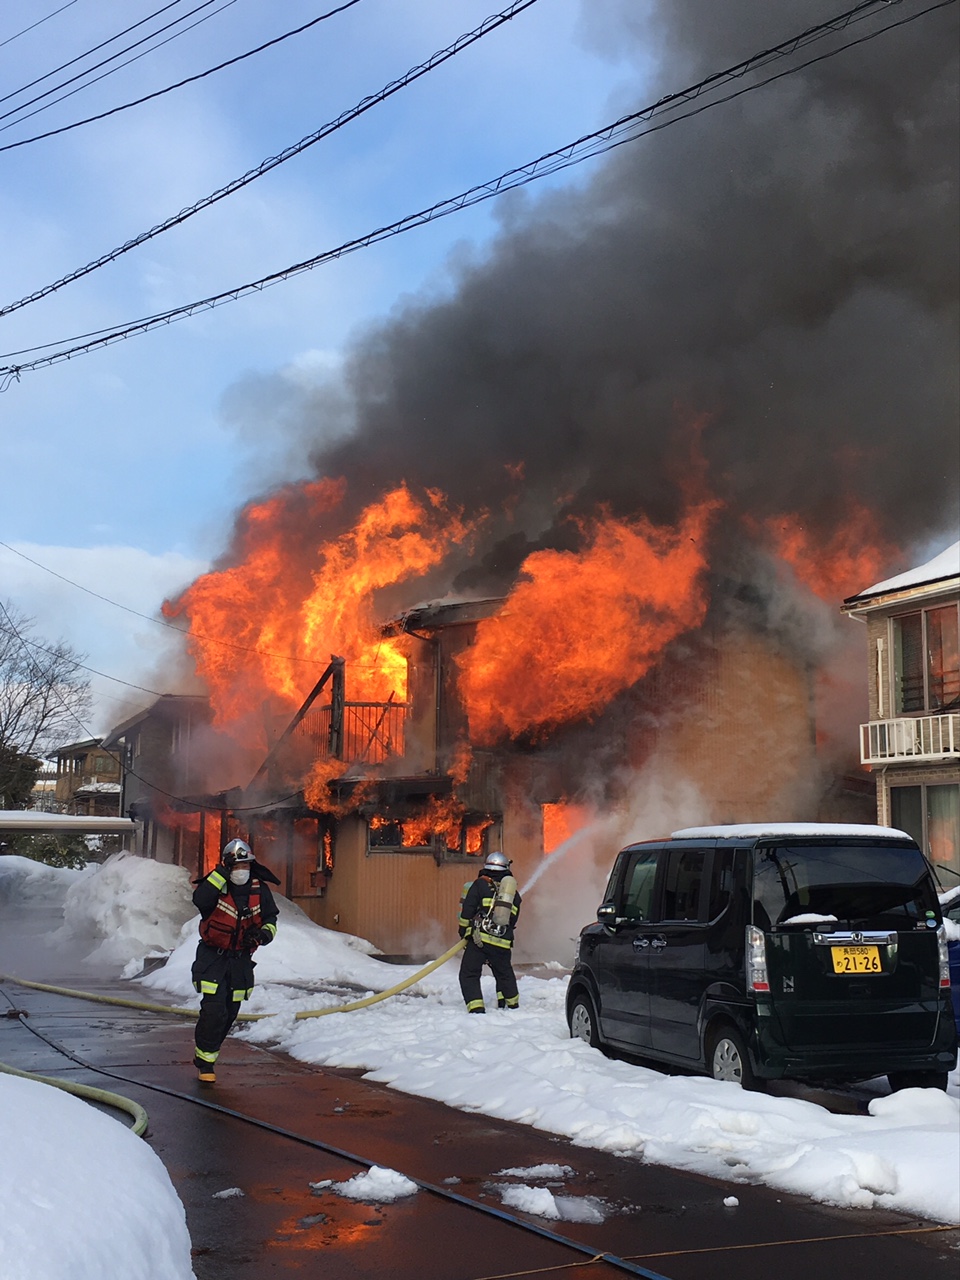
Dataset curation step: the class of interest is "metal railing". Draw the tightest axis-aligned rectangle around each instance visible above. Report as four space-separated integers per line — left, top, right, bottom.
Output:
294 702 407 766
860 713 960 765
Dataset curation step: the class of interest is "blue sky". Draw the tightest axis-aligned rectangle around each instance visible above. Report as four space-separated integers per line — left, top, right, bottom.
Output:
0 0 644 731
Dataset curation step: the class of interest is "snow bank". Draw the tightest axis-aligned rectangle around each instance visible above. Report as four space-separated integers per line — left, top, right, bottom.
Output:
141 892 415 1004
53 852 196 970
0 1073 195 1280
0 854 88 905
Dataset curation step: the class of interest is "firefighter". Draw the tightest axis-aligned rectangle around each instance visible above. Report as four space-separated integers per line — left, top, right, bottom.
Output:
458 850 521 1013
192 838 279 1082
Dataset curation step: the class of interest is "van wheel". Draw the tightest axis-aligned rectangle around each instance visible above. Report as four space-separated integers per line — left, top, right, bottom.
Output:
887 1071 949 1092
708 1024 759 1090
569 992 603 1051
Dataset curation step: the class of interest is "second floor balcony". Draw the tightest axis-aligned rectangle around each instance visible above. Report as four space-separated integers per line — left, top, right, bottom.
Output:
860 713 960 766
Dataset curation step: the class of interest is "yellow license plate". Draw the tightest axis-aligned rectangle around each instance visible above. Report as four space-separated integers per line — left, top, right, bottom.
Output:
831 945 881 974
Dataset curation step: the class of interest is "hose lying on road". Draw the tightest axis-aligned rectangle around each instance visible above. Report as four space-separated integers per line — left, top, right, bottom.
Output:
294 937 466 1019
0 1058 149 1136
0 939 467 1026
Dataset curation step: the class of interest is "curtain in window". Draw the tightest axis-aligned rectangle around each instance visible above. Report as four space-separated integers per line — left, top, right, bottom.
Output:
927 784 960 878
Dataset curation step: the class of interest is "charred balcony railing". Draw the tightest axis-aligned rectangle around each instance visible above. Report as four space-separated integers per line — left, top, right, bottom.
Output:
294 701 407 766
860 713 960 765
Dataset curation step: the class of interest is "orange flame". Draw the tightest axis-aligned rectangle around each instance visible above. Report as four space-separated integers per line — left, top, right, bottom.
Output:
542 801 591 855
456 501 719 744
165 483 474 731
761 504 903 603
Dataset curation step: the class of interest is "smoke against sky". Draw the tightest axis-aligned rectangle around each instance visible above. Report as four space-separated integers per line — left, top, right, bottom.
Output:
259 0 958 573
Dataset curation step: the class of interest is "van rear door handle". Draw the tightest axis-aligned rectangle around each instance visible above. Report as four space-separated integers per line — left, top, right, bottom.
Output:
651 935 667 949
632 935 650 950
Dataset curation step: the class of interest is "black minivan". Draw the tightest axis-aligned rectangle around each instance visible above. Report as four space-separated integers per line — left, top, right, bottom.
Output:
566 824 958 1090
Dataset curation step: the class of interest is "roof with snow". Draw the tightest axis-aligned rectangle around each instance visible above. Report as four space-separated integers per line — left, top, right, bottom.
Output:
842 539 959 610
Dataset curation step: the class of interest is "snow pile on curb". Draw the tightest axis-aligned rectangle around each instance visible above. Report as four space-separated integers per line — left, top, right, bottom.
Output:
0 1073 195 1280
53 852 196 970
0 854 88 905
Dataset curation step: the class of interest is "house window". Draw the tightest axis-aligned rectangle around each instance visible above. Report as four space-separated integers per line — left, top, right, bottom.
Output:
891 782 960 877
367 815 499 861
893 604 960 713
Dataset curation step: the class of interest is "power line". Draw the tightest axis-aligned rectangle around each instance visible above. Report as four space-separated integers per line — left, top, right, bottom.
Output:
0 539 409 672
0 597 302 813
2 0 951 381
0 0 364 153
0 619 166 697
0 1 79 51
0 0 541 321
0 0 240 135
0 0 199 110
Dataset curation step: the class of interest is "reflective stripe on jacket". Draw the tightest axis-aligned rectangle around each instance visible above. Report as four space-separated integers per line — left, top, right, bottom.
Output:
458 874 521 950
198 870 264 953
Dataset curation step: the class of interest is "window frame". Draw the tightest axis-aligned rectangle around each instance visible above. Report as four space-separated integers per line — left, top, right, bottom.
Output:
891 601 960 714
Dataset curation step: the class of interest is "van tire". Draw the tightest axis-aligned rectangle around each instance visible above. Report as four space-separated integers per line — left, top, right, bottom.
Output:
886 1070 949 1092
708 1023 760 1090
569 992 604 1052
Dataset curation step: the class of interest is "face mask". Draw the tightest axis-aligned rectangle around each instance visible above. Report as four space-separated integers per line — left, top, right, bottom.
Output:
229 866 251 886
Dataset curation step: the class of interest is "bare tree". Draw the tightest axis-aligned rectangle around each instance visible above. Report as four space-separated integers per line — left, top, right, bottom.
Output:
0 600 92 809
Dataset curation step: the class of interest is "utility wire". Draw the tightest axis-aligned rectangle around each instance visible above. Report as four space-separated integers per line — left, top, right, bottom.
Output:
0 619 166 697
0 0 541 321
0 538 328 665
0 0 364 153
0 0 199 109
2 0 951 382
0 597 303 813
0 1 79 52
0 0 240 135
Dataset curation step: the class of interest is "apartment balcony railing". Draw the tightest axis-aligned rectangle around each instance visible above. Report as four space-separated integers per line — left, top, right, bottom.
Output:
860 713 960 765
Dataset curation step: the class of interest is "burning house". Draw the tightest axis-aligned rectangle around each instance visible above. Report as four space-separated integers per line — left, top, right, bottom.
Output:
108 3 957 956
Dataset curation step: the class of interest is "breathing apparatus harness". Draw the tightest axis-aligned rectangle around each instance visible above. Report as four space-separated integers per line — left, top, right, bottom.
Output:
472 872 519 943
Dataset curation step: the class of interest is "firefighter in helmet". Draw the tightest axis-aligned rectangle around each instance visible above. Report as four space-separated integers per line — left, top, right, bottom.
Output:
457 850 521 1013
191 838 279 1082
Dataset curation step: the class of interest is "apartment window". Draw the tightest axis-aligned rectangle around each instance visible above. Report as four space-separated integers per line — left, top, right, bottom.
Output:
893 604 960 713
891 782 960 877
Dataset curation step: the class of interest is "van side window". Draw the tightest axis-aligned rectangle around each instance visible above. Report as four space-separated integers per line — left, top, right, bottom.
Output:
706 849 735 920
661 848 705 921
620 851 660 921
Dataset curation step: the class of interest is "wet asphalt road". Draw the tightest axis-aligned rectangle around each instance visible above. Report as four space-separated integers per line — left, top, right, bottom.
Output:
1 914 958 1279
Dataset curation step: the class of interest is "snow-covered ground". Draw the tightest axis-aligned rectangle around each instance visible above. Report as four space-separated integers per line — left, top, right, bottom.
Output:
0 1068 194 1280
3 852 960 1233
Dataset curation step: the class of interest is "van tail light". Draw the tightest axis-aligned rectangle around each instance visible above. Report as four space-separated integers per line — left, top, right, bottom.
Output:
937 927 951 989
746 925 770 992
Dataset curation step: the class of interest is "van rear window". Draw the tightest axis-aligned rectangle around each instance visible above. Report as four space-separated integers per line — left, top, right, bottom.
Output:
752 843 939 930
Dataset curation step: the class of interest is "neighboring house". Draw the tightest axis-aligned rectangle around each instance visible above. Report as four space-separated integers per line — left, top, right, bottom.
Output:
132 599 826 954
30 761 59 812
842 540 960 879
102 695 224 865
52 738 122 817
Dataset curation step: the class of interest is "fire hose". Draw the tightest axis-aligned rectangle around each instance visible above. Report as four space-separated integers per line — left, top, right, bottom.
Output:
0 937 467 1026
0 1058 149 1136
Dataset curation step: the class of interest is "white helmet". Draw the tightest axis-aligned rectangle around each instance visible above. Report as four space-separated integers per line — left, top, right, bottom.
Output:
482 850 511 874
222 838 253 867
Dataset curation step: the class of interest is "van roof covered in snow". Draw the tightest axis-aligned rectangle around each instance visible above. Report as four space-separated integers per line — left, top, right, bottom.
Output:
669 823 914 841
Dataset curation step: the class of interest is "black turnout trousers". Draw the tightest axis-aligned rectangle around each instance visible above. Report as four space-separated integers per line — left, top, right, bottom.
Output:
459 936 519 1009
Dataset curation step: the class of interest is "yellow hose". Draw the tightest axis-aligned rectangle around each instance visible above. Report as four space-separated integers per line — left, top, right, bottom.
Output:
0 1059 149 1136
294 937 466 1020
0 973 263 1022
0 938 467 1027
